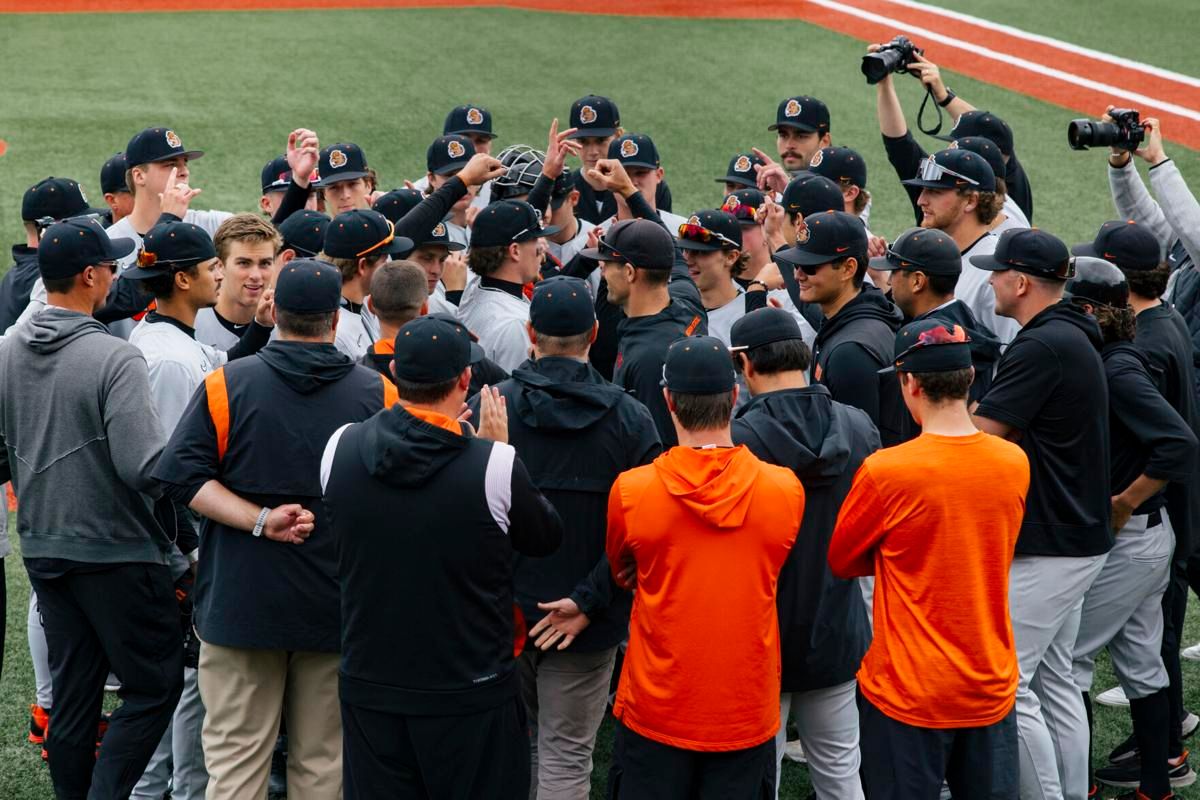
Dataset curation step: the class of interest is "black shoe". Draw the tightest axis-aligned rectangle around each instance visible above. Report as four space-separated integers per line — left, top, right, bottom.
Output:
1095 750 1196 788
1110 733 1139 766
268 734 287 797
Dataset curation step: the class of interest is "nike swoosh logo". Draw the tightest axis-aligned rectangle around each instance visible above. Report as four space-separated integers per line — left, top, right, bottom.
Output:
836 246 849 253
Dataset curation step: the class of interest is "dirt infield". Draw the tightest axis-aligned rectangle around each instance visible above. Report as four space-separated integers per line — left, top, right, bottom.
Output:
3 0 1199 148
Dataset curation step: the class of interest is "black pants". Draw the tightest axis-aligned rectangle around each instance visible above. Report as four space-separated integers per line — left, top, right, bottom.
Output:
858 691 1017 800
607 720 776 800
29 563 183 800
341 696 530 800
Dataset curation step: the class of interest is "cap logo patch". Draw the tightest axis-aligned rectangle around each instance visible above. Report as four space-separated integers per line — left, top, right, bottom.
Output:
447 140 466 158
165 130 182 149
687 215 702 226
734 155 751 173
620 139 639 158
329 149 348 169
796 223 811 244
579 105 597 124
432 222 447 237
810 149 824 167
916 324 968 346
465 107 484 126
784 99 802 118
947 140 960 150
723 195 740 211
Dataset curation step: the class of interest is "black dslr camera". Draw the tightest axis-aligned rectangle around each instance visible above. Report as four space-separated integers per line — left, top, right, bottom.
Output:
861 36 923 84
1068 108 1146 151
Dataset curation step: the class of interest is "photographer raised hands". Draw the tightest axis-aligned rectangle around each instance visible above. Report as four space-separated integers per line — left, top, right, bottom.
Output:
1104 106 1168 167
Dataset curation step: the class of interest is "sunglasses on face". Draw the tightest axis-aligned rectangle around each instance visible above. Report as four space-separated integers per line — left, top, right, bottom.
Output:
677 222 739 248
794 261 833 276
918 156 979 187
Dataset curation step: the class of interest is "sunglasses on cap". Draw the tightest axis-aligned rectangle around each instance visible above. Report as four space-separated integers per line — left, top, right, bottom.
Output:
882 248 932 272
720 197 763 223
677 221 739 248
918 155 979 187
357 219 398 258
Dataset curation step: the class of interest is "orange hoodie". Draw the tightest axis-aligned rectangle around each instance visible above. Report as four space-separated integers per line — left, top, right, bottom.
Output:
607 445 803 752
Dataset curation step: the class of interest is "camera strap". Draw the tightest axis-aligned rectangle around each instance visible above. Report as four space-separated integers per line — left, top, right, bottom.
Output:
916 85 946 138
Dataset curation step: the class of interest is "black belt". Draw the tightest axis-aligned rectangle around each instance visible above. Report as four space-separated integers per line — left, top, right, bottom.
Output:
1148 509 1163 528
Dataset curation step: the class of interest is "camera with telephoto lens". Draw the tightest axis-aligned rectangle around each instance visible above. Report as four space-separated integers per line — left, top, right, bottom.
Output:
861 36 924 85
1068 108 1145 151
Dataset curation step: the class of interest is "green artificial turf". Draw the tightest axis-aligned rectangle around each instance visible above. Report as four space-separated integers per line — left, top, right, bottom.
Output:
0 6 1198 259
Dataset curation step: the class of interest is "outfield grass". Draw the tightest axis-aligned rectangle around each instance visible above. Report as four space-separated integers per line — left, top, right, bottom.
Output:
0 6 1198 258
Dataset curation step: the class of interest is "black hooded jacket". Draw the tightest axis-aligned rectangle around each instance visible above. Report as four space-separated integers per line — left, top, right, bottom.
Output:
470 357 662 652
915 298 1001 404
976 301 1112 557
733 385 878 691
811 285 909 446
323 400 562 716
0 245 39 332
1102 342 1197 517
155 341 394 653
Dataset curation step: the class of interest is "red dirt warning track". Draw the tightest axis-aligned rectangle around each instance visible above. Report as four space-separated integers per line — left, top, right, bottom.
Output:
4 0 1199 149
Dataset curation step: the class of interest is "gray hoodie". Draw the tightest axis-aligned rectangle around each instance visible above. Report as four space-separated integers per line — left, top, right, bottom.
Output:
0 308 168 564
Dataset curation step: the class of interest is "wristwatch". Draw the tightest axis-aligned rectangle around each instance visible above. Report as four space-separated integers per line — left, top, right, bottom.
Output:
252 507 270 538
938 89 957 108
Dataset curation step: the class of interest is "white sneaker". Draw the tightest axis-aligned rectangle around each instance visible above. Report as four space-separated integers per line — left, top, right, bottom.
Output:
1183 711 1199 739
1183 643 1200 662
1096 686 1130 708
784 739 807 764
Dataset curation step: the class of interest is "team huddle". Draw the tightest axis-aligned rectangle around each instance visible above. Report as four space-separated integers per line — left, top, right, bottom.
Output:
1 37 1200 800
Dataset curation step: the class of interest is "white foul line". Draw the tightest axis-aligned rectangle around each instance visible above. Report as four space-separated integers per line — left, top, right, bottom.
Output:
806 0 1200 122
876 0 1200 90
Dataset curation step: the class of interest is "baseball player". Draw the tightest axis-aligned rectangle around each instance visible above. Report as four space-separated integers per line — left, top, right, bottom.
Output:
259 154 320 219
717 151 767 196
768 95 832 173
424 134 478 247
194 215 282 351
99 152 133 227
408 104 497 210
317 141 373 217
677 208 764 346
1064 257 1197 800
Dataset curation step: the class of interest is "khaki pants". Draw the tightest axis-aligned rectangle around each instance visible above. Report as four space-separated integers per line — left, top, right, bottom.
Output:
198 641 341 800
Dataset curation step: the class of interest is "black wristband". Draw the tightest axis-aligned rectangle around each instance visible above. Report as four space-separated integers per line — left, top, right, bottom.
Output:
937 90 956 108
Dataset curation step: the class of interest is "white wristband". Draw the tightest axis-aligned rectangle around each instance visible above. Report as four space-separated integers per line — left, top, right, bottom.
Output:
252 507 270 538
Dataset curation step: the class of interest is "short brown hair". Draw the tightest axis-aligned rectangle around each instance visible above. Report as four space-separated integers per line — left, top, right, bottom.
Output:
534 330 592 356
125 167 137 195
214 214 281 262
468 244 508 277
837 179 870 216
1125 262 1170 300
732 250 751 278
396 375 460 405
276 309 336 338
369 261 427 325
904 367 974 403
634 266 670 287
959 188 1002 226
319 252 388 284
670 390 734 431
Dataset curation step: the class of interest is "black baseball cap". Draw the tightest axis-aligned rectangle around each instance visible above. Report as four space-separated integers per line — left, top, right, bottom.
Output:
949 110 1014 156
661 336 736 394
903 149 995 193
23 177 90 223
443 105 495 139
319 143 369 186
970 228 1073 280
100 154 129 195
608 134 660 171
809 146 866 188
393 314 476 384
773 211 868 267
567 95 620 139
427 135 475 176
721 189 765 225
1071 220 1161 271
880 319 973 374
768 96 830 134
124 221 217 279
125 127 204 168
530 275 595 336
869 227 961 275
550 169 576 209
275 258 343 313
1065 256 1130 308
717 152 765 189
781 173 844 218
678 209 742 252
38 217 135 280
948 137 1005 187
413 220 465 252
261 155 293 194
427 311 486 365
373 189 425 224
730 307 804 352
471 200 559 248
278 209 330 258
323 210 414 259
580 218 674 270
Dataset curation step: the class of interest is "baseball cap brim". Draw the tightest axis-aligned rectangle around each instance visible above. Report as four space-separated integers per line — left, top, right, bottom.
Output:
319 171 369 185
514 225 562 243
432 161 471 176
378 235 416 256
565 128 617 140
677 239 727 252
105 236 137 261
768 122 818 132
140 149 205 165
445 128 496 139
868 255 895 271
967 253 1010 271
773 246 839 267
717 175 758 188
901 176 956 190
122 265 172 280
620 159 659 171
468 341 486 365
1070 242 1101 258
